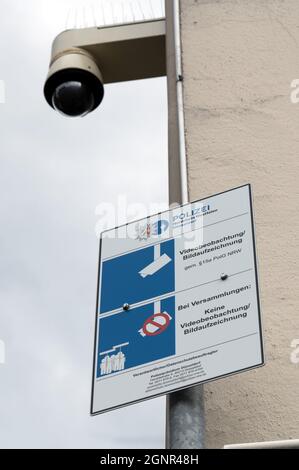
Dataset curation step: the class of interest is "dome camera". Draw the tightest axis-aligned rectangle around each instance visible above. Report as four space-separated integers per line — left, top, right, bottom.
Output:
44 48 104 117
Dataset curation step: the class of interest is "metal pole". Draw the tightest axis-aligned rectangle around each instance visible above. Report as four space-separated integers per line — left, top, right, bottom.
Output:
165 0 205 449
166 386 205 449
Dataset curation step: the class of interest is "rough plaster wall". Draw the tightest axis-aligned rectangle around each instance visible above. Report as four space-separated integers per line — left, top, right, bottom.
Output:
180 0 299 448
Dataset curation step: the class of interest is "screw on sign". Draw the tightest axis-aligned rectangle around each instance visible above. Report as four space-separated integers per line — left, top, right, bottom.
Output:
139 312 172 338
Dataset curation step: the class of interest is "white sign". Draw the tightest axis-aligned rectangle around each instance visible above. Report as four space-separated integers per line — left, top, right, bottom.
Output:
91 185 264 415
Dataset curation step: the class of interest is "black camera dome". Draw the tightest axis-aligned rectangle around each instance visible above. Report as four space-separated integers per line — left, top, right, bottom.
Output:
44 67 104 117
52 80 95 117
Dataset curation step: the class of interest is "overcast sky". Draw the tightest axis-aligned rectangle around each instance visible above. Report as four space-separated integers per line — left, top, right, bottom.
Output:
0 0 168 449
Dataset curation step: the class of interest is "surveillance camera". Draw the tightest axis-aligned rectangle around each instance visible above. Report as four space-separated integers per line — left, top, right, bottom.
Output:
44 20 166 118
44 48 104 117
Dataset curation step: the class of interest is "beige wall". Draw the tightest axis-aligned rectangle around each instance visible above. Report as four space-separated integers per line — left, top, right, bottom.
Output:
180 0 299 448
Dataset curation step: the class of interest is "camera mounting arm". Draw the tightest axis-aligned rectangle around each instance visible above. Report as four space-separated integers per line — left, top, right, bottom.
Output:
51 19 166 83
44 19 166 116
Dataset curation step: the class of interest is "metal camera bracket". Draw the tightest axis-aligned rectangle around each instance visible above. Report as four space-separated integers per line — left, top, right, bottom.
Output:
45 18 166 86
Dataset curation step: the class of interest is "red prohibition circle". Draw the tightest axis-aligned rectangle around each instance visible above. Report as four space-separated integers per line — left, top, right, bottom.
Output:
142 313 170 337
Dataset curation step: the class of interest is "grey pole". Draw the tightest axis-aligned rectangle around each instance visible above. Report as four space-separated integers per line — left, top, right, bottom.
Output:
165 0 205 450
166 387 205 449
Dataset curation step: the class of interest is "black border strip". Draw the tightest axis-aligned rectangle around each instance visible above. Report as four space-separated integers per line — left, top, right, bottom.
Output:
90 183 265 416
248 184 265 365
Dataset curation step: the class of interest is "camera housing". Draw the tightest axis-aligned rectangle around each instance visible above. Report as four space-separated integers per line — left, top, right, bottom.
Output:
44 20 166 117
44 48 104 117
